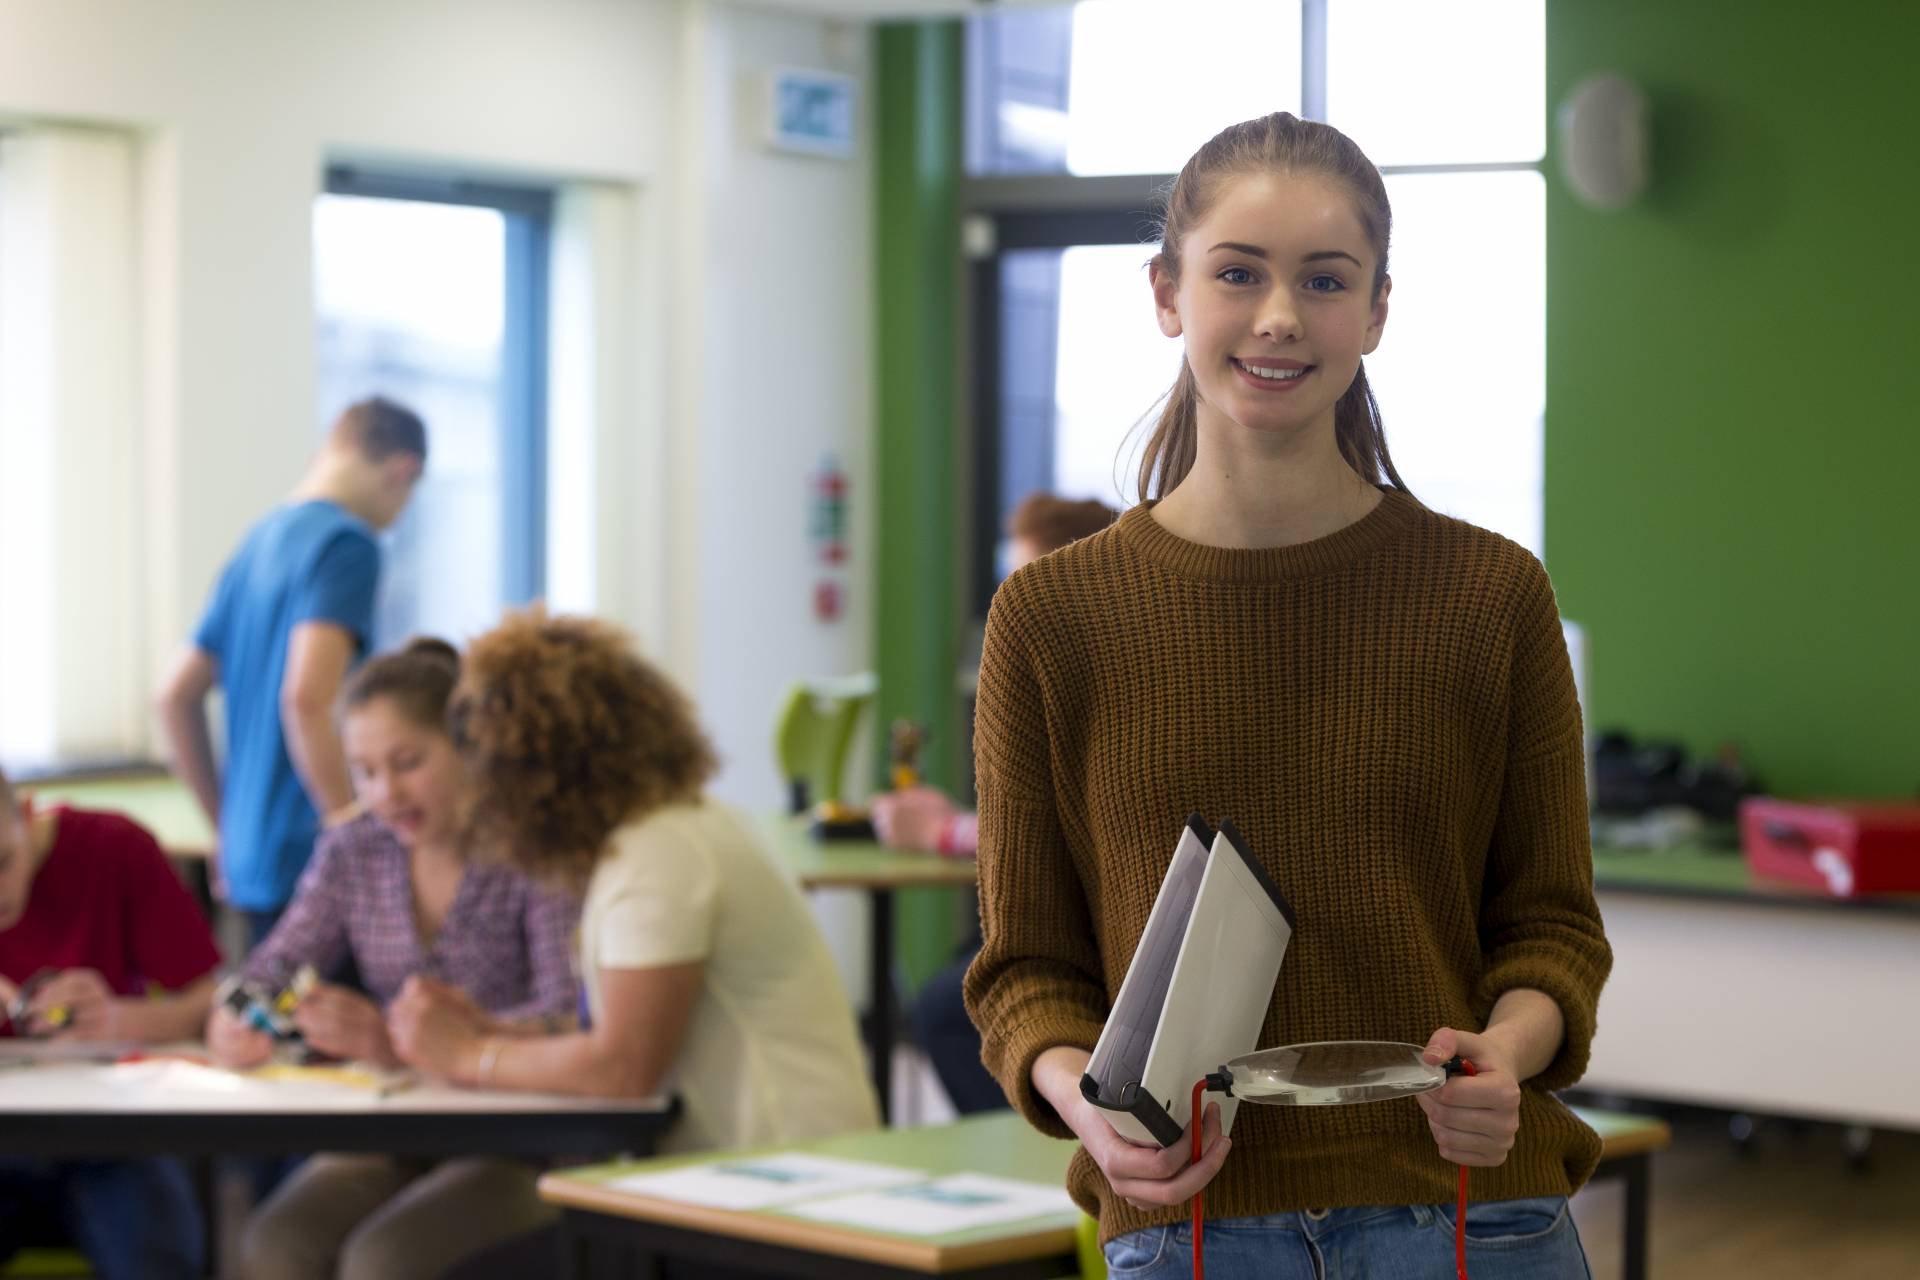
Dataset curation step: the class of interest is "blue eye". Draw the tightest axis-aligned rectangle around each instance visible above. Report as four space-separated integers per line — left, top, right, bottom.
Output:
1305 274 1345 293
1218 266 1256 285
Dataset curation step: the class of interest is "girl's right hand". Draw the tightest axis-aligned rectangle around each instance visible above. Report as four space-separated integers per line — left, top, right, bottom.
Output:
1033 1045 1231 1210
206 1004 274 1069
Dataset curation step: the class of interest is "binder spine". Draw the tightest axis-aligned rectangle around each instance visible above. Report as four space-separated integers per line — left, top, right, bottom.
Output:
1081 1072 1186 1148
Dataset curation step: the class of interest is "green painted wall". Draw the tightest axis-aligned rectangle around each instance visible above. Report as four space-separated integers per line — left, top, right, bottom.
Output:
873 21 965 989
1546 0 1920 797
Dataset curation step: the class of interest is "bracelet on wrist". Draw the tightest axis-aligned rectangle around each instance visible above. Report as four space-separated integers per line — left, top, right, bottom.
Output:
475 1038 505 1087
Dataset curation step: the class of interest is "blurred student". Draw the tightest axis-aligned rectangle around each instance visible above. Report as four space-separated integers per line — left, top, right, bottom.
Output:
207 639 580 1280
157 396 427 943
386 611 877 1158
0 765 219 1280
870 492 1116 1114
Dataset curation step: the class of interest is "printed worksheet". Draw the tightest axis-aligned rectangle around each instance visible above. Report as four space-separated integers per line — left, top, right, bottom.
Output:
782 1173 1077 1235
605 1153 924 1211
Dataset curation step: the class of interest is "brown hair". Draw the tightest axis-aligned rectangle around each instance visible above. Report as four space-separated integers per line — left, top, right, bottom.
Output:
448 610 718 882
0 764 13 813
331 396 428 465
1138 111 1409 502
341 637 460 732
1007 494 1119 555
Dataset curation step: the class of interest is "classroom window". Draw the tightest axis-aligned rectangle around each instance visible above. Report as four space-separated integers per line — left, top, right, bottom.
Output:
965 0 1547 608
313 170 550 653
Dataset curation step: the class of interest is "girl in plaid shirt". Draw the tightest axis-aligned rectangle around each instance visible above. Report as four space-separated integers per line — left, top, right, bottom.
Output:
209 638 582 1280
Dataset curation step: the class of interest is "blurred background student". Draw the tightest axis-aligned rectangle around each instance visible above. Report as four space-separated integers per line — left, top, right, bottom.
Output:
870 492 1116 1115
386 612 878 1275
207 639 580 1280
157 397 427 944
0 765 220 1280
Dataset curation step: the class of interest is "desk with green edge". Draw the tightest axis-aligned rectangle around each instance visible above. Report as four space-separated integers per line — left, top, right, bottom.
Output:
21 770 215 859
22 770 218 913
539 1107 1671 1280
757 817 979 1124
1572 1105 1672 1280
539 1111 1078 1280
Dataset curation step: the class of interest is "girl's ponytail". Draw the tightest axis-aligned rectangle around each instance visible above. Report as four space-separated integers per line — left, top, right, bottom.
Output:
1332 363 1406 492
1137 360 1202 501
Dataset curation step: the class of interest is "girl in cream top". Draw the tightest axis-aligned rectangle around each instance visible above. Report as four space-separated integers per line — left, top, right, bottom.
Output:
580 799 876 1150
385 609 877 1156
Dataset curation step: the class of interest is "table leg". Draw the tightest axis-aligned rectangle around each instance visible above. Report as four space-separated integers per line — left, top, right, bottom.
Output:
869 889 895 1123
1622 1152 1650 1280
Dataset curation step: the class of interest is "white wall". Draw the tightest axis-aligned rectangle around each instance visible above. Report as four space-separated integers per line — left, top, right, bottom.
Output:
671 3 875 810
0 0 875 810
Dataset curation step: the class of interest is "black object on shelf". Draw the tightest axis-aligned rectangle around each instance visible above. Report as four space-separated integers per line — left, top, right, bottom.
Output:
1592 730 1763 823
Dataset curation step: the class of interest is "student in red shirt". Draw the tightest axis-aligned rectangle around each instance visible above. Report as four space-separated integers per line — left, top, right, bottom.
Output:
0 764 220 1280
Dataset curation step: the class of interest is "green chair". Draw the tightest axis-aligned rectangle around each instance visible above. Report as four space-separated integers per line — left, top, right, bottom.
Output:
1076 1211 1106 1279
0 1249 92 1278
772 673 878 815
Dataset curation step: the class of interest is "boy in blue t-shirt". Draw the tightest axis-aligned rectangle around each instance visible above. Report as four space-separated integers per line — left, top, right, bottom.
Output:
155 397 426 943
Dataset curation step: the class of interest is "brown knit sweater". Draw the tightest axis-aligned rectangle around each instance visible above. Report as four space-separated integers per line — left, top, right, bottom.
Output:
963 489 1612 1242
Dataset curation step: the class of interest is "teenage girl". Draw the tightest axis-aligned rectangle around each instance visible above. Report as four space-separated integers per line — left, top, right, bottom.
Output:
962 112 1611 1280
209 638 580 1280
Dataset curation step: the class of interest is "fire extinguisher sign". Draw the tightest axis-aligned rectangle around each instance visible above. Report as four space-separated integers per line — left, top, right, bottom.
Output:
810 454 848 621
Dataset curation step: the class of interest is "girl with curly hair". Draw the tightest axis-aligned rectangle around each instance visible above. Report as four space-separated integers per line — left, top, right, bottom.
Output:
386 611 877 1156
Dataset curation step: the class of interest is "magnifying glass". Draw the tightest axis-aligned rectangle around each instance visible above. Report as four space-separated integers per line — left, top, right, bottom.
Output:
1212 1039 1461 1105
1183 1041 1480 1280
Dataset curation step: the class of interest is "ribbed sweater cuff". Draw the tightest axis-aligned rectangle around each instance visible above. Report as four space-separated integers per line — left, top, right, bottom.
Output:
987 1013 1106 1141
1476 951 1606 1093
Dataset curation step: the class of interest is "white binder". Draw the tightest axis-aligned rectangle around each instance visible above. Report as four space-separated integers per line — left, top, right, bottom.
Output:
1080 816 1295 1148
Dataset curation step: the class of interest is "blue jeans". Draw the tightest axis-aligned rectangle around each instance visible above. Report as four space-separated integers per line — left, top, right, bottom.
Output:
1103 1197 1591 1280
0 1157 204 1280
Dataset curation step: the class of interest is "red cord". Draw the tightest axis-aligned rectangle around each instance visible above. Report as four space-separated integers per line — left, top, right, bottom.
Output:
1454 1057 1478 1280
1190 1077 1209 1280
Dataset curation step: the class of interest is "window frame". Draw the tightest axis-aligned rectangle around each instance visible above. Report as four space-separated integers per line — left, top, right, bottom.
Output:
320 165 553 608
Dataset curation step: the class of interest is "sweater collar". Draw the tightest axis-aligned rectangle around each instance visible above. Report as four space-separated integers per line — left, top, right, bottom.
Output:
1115 486 1421 584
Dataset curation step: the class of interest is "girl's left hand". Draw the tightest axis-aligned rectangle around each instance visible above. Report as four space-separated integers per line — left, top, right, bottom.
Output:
1417 1027 1523 1167
386 976 482 1082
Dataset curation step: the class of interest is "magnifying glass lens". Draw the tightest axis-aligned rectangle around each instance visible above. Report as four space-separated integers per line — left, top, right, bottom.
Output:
1221 1041 1445 1106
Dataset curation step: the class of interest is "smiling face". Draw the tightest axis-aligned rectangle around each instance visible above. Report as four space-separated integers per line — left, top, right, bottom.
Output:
343 696 466 851
1151 169 1389 445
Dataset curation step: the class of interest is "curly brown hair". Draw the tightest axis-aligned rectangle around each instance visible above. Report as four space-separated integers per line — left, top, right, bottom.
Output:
449 610 718 883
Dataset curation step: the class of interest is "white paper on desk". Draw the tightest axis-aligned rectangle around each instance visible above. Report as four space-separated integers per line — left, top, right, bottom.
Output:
0 1039 139 1065
605 1153 923 1211
783 1174 1076 1235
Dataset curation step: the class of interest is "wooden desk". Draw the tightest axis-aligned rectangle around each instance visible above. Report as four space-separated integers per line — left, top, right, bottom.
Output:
760 817 978 1124
1571 1105 1672 1280
0 1053 675 1160
1588 845 1920 1130
23 770 215 859
540 1110 1076 1280
540 1107 1672 1280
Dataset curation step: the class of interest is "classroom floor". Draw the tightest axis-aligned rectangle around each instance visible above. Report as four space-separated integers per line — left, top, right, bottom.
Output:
1569 1106 1920 1279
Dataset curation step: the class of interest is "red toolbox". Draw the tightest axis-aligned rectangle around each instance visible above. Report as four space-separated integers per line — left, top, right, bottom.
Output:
1740 798 1920 897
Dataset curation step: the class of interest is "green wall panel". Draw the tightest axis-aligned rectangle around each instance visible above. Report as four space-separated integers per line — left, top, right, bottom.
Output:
874 21 965 989
1546 0 1920 797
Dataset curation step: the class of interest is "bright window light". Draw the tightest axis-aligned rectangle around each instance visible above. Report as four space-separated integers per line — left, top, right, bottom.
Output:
1065 0 1303 176
1327 0 1545 166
